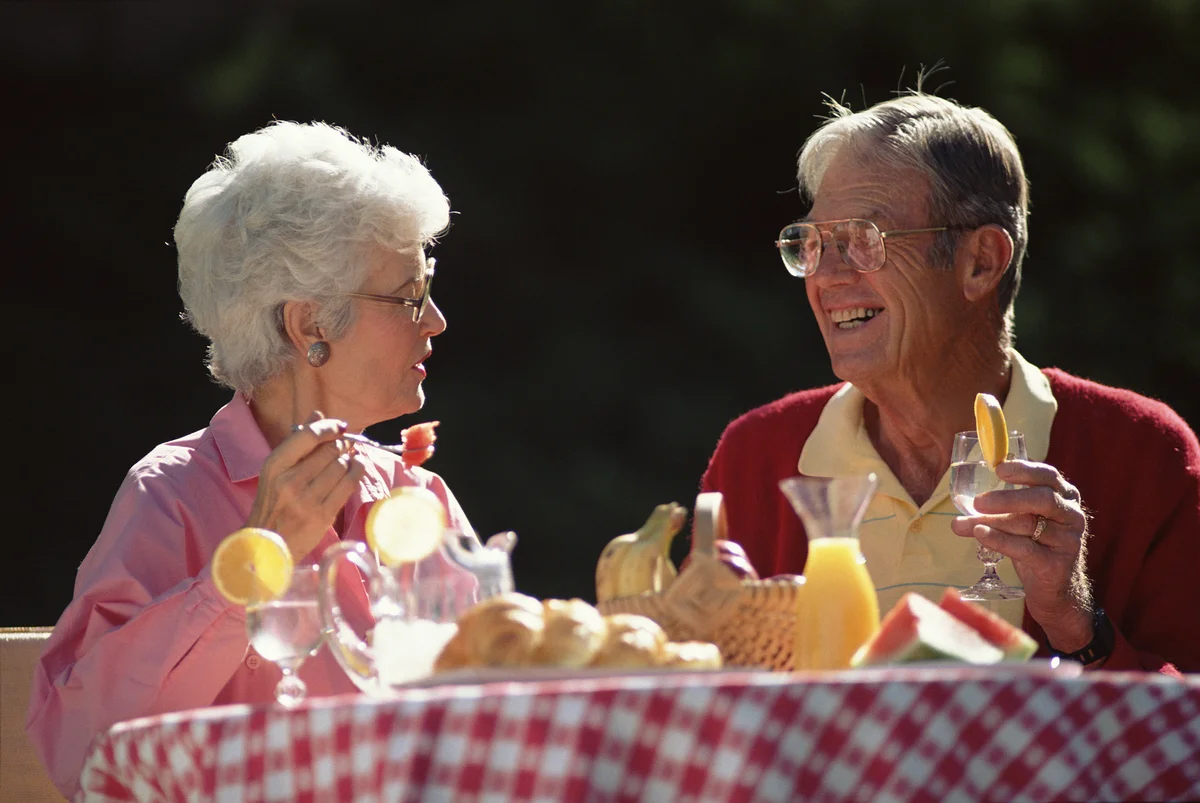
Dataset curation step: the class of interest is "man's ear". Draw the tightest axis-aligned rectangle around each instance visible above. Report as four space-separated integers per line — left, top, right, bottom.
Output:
959 224 1014 302
280 300 325 353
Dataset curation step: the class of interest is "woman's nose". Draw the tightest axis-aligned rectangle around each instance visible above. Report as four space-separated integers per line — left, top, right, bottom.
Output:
421 299 447 336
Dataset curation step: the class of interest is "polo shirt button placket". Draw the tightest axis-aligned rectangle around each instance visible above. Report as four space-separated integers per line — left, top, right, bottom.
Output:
910 517 923 533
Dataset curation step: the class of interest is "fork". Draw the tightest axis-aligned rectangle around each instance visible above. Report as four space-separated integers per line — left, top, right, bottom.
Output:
341 432 430 456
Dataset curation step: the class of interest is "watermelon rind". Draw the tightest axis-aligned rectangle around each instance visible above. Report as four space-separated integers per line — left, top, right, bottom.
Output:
851 593 1004 667
939 588 1038 661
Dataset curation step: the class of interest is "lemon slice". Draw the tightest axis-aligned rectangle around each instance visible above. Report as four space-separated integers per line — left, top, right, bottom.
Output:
366 486 448 566
974 392 1009 468
211 528 294 606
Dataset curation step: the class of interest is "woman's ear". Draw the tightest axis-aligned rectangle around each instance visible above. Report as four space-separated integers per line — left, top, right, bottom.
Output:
280 300 324 353
959 224 1015 302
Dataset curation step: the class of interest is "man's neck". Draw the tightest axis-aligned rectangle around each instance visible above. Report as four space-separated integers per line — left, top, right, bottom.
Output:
859 345 1012 506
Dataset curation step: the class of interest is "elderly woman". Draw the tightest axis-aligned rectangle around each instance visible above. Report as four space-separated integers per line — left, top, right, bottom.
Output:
26 121 472 796
701 92 1200 676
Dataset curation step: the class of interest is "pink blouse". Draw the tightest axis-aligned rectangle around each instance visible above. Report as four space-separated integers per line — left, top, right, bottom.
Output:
25 394 475 797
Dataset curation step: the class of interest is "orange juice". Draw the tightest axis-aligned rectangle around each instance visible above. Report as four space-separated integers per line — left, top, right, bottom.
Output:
793 537 880 670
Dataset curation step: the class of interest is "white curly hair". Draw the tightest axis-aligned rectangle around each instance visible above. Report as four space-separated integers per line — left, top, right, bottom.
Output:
174 120 450 395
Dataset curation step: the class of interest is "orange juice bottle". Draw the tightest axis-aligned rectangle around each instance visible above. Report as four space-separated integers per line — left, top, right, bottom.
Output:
791 537 879 670
779 474 881 670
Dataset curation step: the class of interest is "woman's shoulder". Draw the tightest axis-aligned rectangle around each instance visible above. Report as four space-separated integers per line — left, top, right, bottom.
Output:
123 427 221 488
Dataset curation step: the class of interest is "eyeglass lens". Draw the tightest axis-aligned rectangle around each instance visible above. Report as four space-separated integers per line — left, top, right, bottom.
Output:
780 220 885 277
415 259 435 322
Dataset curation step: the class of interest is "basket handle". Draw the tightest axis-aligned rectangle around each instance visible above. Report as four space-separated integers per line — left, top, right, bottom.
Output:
692 492 726 557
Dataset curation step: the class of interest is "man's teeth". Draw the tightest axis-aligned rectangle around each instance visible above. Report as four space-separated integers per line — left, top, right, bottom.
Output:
832 307 882 329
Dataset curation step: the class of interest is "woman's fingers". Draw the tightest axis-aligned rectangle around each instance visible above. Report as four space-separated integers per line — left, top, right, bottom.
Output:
265 417 349 477
307 448 368 509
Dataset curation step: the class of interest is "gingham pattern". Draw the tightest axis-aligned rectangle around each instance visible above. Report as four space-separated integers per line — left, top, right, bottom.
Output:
77 669 1200 802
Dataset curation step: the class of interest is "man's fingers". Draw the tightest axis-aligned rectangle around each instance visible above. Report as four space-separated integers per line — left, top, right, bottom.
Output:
972 523 1044 563
972 485 1075 525
995 459 1078 500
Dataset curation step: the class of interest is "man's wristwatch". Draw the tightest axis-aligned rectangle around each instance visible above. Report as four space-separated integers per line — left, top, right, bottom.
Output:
1050 608 1115 665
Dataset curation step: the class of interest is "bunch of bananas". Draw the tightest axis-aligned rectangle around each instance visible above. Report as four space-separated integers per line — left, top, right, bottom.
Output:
595 502 687 603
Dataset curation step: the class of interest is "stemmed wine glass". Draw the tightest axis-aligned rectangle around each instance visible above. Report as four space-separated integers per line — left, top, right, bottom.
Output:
949 431 1027 601
245 563 325 706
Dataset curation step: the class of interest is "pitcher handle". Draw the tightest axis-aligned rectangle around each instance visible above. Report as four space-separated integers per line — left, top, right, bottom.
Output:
693 492 725 557
318 540 386 693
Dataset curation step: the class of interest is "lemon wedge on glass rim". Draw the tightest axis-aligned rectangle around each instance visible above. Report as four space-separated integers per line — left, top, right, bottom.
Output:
973 392 1009 468
366 486 448 566
211 527 295 606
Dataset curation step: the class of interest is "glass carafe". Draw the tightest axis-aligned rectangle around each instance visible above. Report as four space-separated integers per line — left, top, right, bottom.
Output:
318 529 516 696
778 474 880 670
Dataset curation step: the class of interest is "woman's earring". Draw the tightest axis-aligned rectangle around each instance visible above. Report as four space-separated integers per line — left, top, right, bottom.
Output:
306 341 331 367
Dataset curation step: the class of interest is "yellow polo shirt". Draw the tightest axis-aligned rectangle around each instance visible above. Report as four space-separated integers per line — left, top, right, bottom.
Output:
797 349 1057 626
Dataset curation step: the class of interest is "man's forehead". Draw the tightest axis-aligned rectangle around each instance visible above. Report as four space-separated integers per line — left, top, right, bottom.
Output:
808 155 929 223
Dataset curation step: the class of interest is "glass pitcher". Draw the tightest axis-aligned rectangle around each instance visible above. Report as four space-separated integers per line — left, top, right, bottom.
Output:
318 529 516 696
778 473 881 671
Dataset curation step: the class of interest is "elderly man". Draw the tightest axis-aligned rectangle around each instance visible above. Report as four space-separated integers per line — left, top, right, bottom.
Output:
700 92 1200 676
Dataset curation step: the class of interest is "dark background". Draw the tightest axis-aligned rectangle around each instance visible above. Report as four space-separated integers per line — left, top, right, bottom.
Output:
6 0 1199 626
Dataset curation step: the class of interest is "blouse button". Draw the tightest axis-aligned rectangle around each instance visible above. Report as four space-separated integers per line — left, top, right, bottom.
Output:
910 517 924 533
246 653 261 670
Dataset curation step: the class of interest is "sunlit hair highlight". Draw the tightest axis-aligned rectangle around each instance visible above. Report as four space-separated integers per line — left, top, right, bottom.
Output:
174 120 450 394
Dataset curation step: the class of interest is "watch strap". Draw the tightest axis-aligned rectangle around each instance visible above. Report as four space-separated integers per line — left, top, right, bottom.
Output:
1051 608 1114 665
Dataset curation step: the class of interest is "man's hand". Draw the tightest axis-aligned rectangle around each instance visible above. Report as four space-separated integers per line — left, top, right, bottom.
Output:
950 459 1095 653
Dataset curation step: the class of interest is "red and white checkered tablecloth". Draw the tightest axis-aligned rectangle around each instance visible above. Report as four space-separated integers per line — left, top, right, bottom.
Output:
77 667 1200 802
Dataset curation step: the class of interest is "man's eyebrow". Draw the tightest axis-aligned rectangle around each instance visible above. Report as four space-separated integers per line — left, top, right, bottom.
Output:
796 211 885 225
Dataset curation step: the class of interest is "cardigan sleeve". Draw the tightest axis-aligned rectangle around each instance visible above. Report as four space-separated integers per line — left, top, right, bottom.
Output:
1098 474 1200 676
1042 370 1200 676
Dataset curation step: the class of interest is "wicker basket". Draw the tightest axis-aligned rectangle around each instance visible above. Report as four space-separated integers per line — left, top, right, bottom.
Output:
596 492 801 671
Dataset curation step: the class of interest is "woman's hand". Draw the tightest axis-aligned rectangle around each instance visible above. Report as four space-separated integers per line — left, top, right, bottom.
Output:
244 411 368 561
949 460 1095 653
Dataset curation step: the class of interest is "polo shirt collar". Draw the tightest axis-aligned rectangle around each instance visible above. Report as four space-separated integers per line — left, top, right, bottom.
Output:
798 348 1057 511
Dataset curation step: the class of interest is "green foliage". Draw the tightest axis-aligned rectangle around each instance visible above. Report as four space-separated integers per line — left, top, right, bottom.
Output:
5 0 1199 622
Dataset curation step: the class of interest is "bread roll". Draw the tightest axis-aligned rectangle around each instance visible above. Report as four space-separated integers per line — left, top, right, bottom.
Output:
432 629 477 673
454 592 545 667
588 613 668 669
659 640 723 670
531 598 608 668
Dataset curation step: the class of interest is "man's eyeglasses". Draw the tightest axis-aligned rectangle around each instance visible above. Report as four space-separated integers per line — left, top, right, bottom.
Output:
344 258 435 323
775 219 963 277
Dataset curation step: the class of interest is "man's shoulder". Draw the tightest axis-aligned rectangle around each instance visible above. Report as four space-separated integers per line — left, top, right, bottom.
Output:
722 383 844 439
1044 367 1198 453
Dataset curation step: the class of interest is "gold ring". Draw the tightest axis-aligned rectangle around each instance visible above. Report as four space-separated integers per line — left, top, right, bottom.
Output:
1031 516 1047 543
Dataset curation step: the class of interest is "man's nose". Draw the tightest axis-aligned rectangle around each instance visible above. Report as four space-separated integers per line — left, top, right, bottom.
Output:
809 238 857 284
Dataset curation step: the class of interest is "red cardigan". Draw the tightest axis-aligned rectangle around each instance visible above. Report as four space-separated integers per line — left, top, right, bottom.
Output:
700 368 1200 676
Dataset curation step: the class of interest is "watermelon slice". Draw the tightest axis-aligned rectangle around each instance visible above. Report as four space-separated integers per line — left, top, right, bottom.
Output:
850 593 1004 667
938 588 1038 661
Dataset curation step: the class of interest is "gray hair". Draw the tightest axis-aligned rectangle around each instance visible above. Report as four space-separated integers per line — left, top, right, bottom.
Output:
174 120 451 394
796 93 1029 344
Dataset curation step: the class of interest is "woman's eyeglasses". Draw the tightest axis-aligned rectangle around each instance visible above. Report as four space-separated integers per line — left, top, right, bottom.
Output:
344 258 436 323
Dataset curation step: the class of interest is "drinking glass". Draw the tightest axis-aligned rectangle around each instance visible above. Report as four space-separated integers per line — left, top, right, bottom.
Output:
949 431 1027 601
246 563 324 706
